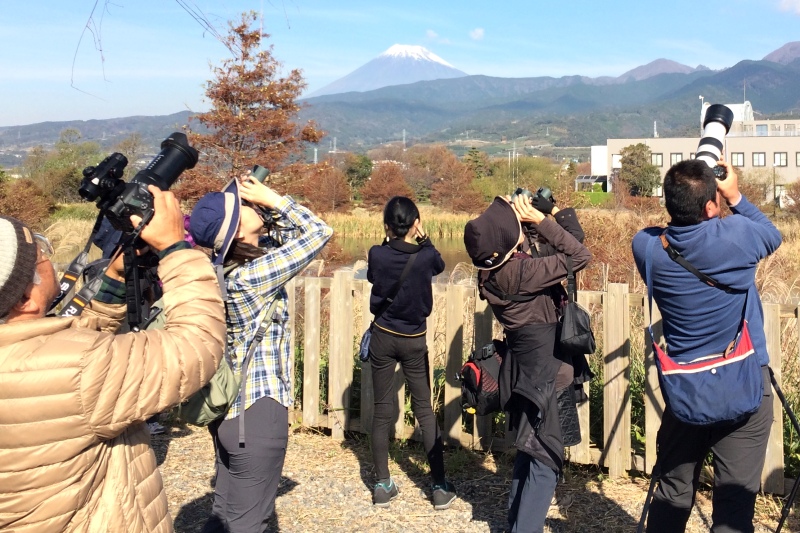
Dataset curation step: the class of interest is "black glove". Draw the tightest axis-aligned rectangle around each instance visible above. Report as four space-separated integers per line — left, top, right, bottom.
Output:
531 194 555 215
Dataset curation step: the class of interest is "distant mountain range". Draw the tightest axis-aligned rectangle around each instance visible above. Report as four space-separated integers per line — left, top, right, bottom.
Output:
2 42 799 165
296 41 800 148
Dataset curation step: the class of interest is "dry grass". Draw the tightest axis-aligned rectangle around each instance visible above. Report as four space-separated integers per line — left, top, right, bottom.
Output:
154 424 797 532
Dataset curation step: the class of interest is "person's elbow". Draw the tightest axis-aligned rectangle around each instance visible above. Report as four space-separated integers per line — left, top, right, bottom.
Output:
572 246 592 272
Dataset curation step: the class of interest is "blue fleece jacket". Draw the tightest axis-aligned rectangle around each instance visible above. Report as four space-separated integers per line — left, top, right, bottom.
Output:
632 196 782 365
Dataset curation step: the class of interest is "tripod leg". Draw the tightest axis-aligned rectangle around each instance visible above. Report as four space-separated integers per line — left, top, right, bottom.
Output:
638 460 661 533
769 367 800 533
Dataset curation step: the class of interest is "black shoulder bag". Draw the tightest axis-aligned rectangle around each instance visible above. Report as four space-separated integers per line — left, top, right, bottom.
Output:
560 256 596 354
359 252 418 362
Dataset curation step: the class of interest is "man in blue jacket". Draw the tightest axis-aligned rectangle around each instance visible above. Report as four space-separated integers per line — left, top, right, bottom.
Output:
632 158 782 533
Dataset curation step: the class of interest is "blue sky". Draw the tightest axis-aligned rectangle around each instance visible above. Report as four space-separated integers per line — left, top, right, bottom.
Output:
1 0 798 127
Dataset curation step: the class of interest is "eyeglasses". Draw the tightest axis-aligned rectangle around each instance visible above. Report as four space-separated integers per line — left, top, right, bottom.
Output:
33 233 53 262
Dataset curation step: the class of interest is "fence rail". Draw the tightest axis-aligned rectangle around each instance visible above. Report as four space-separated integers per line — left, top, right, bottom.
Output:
287 272 800 494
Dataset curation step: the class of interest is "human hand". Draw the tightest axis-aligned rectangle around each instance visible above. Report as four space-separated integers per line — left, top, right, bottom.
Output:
512 194 545 224
715 159 741 206
413 219 427 242
133 186 185 252
531 193 555 215
239 175 283 210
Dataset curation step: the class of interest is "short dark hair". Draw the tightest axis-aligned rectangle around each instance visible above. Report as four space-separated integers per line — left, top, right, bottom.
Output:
663 160 717 225
383 196 420 238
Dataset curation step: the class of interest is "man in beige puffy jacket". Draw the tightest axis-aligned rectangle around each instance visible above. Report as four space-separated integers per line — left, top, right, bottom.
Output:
0 187 226 532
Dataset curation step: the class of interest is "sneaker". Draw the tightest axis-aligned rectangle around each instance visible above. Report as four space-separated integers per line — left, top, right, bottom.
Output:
432 481 457 510
147 421 166 435
373 480 398 507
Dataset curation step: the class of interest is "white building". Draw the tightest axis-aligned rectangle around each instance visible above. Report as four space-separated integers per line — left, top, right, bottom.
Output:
593 101 800 201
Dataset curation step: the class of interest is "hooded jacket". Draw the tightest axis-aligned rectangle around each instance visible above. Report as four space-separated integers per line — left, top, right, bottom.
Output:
479 213 591 470
0 248 226 533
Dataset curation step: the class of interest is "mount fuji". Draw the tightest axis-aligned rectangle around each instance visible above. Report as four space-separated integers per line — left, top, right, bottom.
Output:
306 44 468 98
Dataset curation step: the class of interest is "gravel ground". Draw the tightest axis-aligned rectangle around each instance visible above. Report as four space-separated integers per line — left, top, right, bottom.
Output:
153 422 797 532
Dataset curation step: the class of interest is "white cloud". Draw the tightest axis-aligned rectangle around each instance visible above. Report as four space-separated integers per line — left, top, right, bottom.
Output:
470 28 485 41
426 29 439 39
779 0 800 14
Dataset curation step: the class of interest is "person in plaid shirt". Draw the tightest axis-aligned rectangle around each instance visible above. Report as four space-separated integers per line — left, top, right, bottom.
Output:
190 175 332 532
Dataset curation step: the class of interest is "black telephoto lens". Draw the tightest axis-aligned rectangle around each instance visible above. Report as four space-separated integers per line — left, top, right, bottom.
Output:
131 132 199 191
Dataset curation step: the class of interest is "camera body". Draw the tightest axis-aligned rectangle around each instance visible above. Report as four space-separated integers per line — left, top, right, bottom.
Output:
696 104 734 180
511 186 555 205
80 132 199 233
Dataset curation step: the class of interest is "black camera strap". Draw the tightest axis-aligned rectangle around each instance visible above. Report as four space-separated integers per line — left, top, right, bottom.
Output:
56 218 147 324
50 212 107 311
658 231 733 293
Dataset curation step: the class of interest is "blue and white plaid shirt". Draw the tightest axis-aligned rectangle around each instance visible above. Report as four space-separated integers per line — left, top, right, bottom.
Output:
224 196 332 419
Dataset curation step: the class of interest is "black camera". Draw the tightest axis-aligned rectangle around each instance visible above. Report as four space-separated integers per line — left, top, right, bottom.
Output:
696 104 734 180
511 186 555 204
80 132 199 233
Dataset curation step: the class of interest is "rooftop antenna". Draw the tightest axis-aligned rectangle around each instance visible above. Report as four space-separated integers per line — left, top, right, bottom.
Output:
743 78 746 103
653 121 658 138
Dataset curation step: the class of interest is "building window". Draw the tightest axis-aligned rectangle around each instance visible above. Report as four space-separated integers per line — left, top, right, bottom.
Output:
651 153 663 167
670 153 683 165
756 125 768 137
689 153 696 159
742 125 754 135
731 153 745 167
787 124 797 136
771 124 782 135
753 152 766 167
774 152 787 167
797 152 800 167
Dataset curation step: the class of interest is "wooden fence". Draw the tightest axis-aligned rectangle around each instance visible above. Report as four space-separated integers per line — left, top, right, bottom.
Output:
286 271 800 495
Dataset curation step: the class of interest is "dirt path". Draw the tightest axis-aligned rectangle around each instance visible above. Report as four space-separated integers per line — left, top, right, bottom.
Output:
153 423 796 532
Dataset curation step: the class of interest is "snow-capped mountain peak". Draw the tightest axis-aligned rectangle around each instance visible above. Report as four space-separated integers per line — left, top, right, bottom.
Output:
306 44 467 98
379 44 455 68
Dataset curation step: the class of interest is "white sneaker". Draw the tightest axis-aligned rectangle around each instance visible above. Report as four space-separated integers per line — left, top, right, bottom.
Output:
147 421 166 435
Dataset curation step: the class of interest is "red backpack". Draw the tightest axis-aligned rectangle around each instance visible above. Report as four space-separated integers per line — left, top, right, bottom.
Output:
458 340 508 416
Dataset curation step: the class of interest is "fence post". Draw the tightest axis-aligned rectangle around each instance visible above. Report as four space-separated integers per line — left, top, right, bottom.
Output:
569 290 594 464
329 270 354 439
643 295 665 474
603 283 631 478
443 284 467 446
287 278 297 404
762 303 784 494
302 277 321 428
473 293 494 449
360 280 374 435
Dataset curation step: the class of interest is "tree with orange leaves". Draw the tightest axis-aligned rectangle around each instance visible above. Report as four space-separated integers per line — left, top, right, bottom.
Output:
361 163 415 209
178 11 322 201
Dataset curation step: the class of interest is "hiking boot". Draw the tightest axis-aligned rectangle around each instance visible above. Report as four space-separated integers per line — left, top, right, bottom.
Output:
432 481 457 510
373 479 398 507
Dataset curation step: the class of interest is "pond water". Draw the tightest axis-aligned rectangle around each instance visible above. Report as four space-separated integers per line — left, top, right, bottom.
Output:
333 235 473 277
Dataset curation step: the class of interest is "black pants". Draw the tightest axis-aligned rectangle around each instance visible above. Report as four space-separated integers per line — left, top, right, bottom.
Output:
646 374 773 533
369 327 445 484
202 396 289 533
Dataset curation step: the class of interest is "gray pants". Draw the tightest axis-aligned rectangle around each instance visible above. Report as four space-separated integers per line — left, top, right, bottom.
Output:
508 451 558 533
646 371 773 533
203 396 288 533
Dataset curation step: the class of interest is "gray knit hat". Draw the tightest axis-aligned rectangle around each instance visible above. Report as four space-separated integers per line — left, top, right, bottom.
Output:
0 216 38 318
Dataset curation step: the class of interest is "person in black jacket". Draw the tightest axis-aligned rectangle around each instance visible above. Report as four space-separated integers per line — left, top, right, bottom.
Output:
465 193 591 533
366 196 456 510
